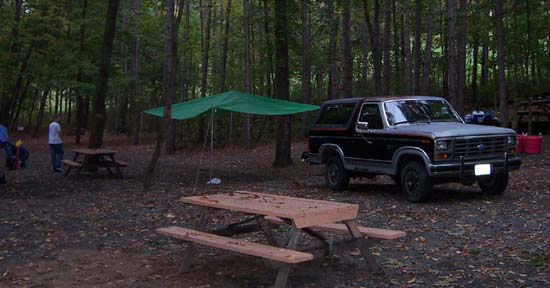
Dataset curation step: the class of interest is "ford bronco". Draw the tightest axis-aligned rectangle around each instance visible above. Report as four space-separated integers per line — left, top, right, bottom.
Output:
303 96 521 202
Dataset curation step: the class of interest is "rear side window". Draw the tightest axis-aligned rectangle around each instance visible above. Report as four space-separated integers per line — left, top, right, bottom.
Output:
316 104 355 127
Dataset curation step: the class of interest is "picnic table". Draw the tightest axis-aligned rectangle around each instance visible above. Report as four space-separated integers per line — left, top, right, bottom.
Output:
62 148 127 177
157 191 406 288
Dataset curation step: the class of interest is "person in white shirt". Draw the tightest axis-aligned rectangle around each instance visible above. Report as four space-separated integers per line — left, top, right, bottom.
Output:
48 115 64 172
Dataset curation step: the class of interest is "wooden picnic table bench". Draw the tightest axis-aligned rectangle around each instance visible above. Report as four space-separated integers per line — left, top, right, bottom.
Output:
156 191 406 288
63 148 127 178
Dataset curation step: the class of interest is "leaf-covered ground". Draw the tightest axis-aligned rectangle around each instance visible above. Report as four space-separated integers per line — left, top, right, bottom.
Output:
1 135 549 287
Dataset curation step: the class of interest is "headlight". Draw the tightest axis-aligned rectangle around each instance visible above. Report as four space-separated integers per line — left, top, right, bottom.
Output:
507 135 516 145
436 140 451 151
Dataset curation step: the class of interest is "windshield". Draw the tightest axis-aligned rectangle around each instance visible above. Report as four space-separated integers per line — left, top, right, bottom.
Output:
384 100 461 126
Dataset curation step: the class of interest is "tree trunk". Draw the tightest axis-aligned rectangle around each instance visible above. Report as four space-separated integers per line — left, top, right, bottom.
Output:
26 88 39 131
301 0 311 136
446 0 457 108
327 0 338 100
421 1 434 95
392 0 400 93
164 0 178 155
200 0 212 99
382 0 392 95
262 0 273 97
402 0 412 95
480 38 488 89
412 0 423 94
361 1 371 93
130 0 141 145
219 0 231 92
372 0 381 95
33 89 50 138
273 0 292 168
89 0 120 148
341 0 353 98
179 0 190 102
242 0 252 148
198 0 212 143
455 0 466 115
470 15 478 104
495 0 507 127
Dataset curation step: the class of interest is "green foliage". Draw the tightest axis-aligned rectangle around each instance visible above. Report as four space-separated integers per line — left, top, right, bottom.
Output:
0 0 549 135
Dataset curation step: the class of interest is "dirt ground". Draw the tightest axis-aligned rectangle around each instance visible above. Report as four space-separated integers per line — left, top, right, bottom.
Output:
1 134 549 288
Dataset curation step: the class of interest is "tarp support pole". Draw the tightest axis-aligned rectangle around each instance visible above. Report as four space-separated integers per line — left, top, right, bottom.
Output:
209 107 214 181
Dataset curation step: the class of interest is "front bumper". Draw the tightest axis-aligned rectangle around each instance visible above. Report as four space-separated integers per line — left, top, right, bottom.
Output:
429 154 522 178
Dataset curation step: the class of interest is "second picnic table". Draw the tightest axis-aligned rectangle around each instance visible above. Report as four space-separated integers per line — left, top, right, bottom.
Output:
157 191 406 288
62 148 127 177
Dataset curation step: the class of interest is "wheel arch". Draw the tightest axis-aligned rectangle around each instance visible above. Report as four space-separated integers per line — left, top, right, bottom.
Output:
319 144 345 164
392 147 432 176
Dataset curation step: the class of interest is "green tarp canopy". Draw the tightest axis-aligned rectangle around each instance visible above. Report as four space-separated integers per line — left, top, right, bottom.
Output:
144 90 319 120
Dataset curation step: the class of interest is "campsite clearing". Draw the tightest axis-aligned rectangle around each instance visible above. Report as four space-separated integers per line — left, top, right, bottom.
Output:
0 134 548 287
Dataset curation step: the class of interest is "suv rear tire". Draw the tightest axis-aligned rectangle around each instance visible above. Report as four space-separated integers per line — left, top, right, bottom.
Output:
477 173 508 195
325 156 349 190
401 161 432 202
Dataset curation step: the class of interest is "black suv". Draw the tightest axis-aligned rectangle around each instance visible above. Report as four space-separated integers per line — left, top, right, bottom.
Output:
303 96 522 202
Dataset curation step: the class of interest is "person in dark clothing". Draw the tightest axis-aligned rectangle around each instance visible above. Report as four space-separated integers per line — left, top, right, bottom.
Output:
0 124 8 184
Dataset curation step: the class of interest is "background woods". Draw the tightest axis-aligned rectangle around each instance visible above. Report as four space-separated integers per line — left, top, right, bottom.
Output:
1 0 549 149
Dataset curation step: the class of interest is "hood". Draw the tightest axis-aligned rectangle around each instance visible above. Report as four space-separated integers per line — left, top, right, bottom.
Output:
392 122 516 138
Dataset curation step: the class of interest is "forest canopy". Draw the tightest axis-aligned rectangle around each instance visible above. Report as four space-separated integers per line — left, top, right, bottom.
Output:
0 0 549 146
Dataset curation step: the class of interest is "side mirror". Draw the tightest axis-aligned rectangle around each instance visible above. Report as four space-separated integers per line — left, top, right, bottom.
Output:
356 122 369 131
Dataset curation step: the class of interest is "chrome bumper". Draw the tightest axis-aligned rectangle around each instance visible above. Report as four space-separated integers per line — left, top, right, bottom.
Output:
429 153 522 178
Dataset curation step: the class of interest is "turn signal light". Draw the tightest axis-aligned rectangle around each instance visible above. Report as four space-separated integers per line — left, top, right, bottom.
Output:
507 148 516 155
436 153 449 160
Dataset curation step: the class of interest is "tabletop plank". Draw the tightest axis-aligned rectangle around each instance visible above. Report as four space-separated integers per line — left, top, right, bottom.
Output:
179 191 359 228
73 148 117 155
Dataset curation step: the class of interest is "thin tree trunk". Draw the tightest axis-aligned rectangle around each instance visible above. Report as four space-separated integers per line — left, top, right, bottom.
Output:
412 0 423 94
361 1 370 93
179 0 190 102
130 0 141 145
200 0 212 99
341 0 353 98
480 38 488 89
219 0 231 92
446 0 457 108
26 88 39 131
471 16 478 104
198 0 212 143
164 0 178 155
89 0 120 148
243 0 252 148
456 0 466 115
421 1 434 95
273 0 292 167
373 0 381 95
33 89 50 138
402 0 412 95
495 0 507 127
327 0 338 100
301 0 311 136
262 0 273 97
392 0 400 93
382 0 392 95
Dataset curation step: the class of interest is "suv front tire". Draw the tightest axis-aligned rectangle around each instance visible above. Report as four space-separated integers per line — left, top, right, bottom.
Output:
401 161 432 202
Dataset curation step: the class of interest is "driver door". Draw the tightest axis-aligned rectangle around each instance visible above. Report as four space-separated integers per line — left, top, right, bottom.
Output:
351 103 386 162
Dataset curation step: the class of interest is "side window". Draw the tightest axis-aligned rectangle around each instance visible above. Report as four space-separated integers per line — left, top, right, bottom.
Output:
358 104 383 130
316 104 355 127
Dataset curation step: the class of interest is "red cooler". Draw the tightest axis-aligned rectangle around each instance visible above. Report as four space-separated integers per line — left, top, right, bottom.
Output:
522 135 543 154
517 135 524 153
